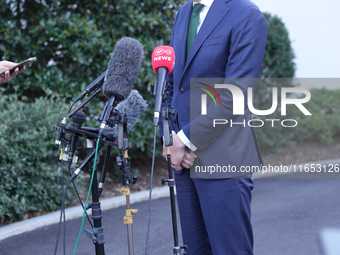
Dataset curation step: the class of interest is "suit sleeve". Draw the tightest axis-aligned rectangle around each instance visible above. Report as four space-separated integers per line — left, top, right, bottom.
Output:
181 7 267 151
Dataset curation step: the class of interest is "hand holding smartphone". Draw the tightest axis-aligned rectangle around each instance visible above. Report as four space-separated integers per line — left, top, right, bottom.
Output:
0 57 36 83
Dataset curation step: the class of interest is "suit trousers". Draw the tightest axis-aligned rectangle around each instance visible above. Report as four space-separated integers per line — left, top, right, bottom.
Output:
175 169 254 255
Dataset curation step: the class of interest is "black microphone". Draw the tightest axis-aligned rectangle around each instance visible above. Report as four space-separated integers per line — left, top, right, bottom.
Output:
104 90 148 139
73 71 107 103
67 111 86 168
99 37 144 137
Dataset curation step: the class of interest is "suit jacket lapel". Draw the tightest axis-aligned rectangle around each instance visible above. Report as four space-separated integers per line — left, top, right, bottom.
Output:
180 0 231 84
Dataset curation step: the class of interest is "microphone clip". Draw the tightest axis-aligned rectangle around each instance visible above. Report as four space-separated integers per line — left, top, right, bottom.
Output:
116 155 137 187
106 110 127 128
151 81 170 101
162 106 176 147
98 102 129 150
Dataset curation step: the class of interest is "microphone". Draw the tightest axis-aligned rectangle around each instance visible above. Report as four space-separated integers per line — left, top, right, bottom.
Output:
151 46 175 126
100 89 147 195
68 111 86 168
99 37 144 137
70 90 147 182
104 90 148 139
73 71 106 103
102 37 144 101
73 36 144 104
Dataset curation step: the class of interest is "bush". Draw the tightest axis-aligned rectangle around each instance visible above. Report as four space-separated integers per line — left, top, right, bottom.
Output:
0 94 82 221
0 0 184 156
293 88 340 143
0 0 182 99
253 13 297 154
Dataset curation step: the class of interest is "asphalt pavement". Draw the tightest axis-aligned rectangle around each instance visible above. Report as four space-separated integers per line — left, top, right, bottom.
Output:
1 176 340 254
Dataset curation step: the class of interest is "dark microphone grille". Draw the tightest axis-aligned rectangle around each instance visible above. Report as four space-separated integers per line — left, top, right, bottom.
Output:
103 37 144 100
72 111 86 125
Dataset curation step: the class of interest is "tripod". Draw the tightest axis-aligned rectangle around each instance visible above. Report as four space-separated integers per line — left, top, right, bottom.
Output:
54 107 138 255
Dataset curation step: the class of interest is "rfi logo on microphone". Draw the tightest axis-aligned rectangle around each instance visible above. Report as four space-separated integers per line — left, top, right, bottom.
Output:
155 48 173 56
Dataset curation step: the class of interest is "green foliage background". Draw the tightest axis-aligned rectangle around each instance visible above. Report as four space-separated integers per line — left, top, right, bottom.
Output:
253 13 297 153
0 94 82 221
1 1 335 221
293 88 340 144
0 0 181 98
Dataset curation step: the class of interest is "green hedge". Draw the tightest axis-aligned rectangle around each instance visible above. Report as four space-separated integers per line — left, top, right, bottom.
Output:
0 94 82 221
0 0 182 99
254 13 296 154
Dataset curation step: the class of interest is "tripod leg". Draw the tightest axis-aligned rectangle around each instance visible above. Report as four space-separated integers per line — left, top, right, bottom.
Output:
88 159 105 255
121 187 138 255
167 149 180 253
162 148 188 255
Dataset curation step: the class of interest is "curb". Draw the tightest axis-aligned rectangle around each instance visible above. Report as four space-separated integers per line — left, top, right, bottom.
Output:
0 186 170 241
1 157 340 241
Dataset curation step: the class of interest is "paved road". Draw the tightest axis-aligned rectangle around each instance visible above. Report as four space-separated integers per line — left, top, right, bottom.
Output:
1 177 340 255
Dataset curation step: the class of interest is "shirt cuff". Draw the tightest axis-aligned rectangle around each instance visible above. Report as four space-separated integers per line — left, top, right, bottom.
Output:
177 130 198 152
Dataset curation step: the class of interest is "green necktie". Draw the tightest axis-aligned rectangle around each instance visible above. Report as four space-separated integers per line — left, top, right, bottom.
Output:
186 3 204 59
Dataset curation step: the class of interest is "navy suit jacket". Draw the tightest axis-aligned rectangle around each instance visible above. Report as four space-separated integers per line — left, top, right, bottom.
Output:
164 0 267 178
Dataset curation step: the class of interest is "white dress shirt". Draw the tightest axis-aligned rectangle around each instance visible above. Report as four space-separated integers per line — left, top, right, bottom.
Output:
195 0 214 32
176 0 214 152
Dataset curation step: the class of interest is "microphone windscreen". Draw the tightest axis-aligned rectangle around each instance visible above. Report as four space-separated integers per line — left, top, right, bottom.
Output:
151 46 175 75
103 37 144 100
104 90 148 139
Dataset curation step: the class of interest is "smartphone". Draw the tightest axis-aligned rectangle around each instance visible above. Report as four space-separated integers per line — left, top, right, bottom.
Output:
0 57 36 76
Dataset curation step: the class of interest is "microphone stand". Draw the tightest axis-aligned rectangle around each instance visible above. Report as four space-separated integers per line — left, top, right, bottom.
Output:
85 148 106 255
68 88 102 119
110 108 138 255
160 91 188 255
54 104 138 255
117 150 138 255
54 121 110 255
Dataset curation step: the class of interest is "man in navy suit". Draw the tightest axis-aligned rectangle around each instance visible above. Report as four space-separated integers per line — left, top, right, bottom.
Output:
162 0 267 254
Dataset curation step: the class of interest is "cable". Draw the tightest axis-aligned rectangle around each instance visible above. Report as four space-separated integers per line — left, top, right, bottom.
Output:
67 166 94 229
53 141 95 255
54 179 72 255
144 126 158 255
54 142 66 255
68 101 76 114
63 149 66 255
63 180 66 255
73 138 100 255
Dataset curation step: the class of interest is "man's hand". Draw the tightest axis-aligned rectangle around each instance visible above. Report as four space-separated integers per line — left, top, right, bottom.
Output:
0 61 25 83
162 135 186 171
180 148 198 169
